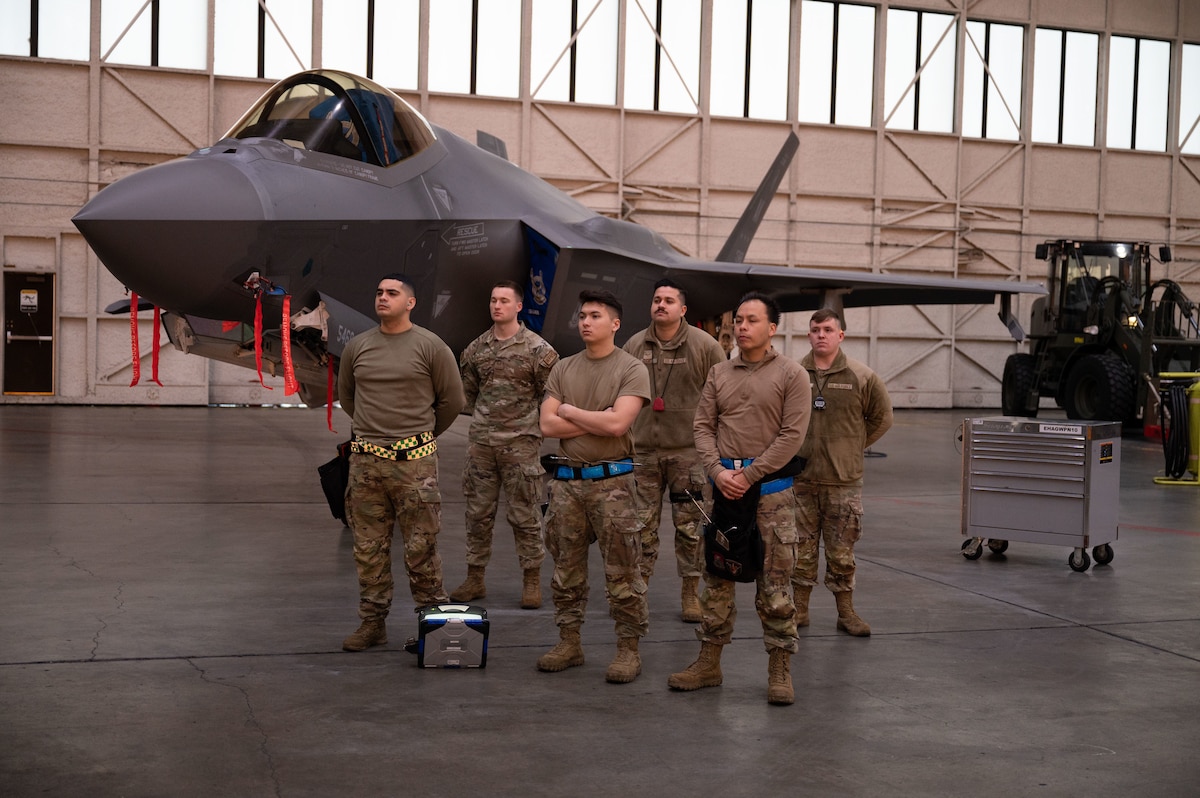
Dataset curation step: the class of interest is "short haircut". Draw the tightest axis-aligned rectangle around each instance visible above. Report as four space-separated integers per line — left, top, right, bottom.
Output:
380 273 414 296
737 291 780 325
492 280 524 299
579 288 623 320
810 307 844 330
653 277 687 306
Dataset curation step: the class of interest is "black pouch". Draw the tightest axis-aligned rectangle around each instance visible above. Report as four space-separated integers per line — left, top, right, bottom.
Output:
703 482 764 583
318 439 353 523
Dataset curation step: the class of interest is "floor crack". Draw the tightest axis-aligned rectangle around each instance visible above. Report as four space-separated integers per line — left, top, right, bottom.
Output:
186 659 282 797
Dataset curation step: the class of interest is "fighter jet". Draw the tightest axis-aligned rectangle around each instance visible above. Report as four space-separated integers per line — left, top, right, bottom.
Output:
73 69 1043 406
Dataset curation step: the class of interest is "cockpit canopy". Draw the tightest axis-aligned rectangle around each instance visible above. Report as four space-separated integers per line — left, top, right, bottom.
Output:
224 70 435 167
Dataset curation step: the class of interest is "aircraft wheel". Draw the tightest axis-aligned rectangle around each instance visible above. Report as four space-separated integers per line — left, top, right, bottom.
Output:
1093 544 1114 565
1001 354 1038 417
1063 353 1135 422
1069 548 1091 572
961 538 984 560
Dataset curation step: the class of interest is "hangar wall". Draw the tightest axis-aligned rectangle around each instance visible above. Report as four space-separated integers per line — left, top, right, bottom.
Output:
1 0 1197 408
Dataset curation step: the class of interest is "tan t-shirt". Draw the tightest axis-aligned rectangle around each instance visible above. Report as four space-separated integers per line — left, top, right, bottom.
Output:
337 325 465 443
544 348 651 464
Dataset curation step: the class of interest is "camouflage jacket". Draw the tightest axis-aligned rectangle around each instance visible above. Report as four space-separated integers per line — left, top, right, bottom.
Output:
460 323 558 445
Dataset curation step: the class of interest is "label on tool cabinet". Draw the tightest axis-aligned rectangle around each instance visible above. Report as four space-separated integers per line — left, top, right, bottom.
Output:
1039 423 1082 436
1099 442 1114 464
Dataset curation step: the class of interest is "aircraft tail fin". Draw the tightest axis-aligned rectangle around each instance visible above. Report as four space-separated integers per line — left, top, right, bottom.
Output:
715 131 798 264
476 131 509 161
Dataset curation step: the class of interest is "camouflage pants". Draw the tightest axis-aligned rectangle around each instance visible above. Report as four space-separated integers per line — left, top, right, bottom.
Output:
633 448 708 580
462 439 546 571
793 482 864 593
544 472 648 639
697 490 798 653
347 452 448 620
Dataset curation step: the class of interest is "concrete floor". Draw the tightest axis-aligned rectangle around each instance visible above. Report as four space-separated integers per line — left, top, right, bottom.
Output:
1 405 1198 797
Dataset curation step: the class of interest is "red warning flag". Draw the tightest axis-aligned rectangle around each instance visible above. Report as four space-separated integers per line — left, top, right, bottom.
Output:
129 292 141 387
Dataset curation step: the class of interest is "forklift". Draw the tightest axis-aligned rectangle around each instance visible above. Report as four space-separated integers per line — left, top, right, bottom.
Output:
1001 239 1200 424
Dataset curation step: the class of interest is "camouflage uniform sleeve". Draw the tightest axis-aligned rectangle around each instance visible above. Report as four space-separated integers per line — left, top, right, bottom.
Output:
533 340 559 401
459 340 480 416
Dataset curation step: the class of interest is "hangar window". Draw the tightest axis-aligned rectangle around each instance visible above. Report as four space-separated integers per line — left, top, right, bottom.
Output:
962 21 1023 141
1107 35 1170 152
711 0 790 120
322 0 419 90
100 0 206 69
1031 28 1099 146
428 0 520 98
625 0 701 114
225 71 435 167
213 0 311 80
0 0 89 59
532 0 619 105
798 1 876 127
884 8 956 133
1183 44 1200 155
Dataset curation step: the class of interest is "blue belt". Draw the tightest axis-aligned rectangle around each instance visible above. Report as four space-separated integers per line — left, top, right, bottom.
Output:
554 458 634 480
719 457 793 496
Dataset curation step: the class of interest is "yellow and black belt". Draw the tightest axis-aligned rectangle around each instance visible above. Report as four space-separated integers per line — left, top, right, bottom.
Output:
351 432 437 461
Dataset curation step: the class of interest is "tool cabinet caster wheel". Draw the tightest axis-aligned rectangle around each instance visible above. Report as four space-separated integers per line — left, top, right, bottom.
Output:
961 538 984 560
987 539 1009 554
1068 548 1091 572
1092 544 1114 565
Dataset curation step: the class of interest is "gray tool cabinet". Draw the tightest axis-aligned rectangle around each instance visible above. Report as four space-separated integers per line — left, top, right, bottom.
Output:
960 417 1121 571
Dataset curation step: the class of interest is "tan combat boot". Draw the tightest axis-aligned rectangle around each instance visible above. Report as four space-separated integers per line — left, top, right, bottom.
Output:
342 618 387 652
520 569 542 609
680 576 702 623
767 648 794 705
793 584 813 628
835 590 871 636
537 627 584 672
605 637 642 684
449 565 486 602
667 642 723 690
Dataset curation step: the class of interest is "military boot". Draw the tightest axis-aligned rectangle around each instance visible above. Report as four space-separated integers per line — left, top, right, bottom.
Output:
342 618 387 652
520 569 542 609
605 637 642 683
667 642 723 691
537 627 584 672
835 590 871 636
680 576 703 623
449 565 486 602
767 648 794 705
793 584 813 628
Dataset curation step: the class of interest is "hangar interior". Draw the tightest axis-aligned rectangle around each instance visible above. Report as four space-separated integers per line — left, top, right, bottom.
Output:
1 0 1198 407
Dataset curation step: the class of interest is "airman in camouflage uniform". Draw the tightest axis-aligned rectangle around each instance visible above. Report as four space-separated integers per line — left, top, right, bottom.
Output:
337 274 465 652
668 292 810 705
537 290 651 684
451 281 558 609
793 308 893 637
623 278 727 622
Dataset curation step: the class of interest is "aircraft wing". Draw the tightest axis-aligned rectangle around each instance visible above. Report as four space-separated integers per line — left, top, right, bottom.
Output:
666 259 1045 315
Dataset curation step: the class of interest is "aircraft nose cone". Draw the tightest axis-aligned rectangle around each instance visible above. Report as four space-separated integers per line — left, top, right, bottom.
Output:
73 155 266 314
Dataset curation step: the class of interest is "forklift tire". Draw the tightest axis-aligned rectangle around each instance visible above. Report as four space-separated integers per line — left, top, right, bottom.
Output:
1062 353 1135 422
1001 354 1038 417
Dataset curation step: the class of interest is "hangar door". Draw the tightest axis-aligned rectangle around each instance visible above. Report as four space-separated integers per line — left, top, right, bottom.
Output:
3 272 55 395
